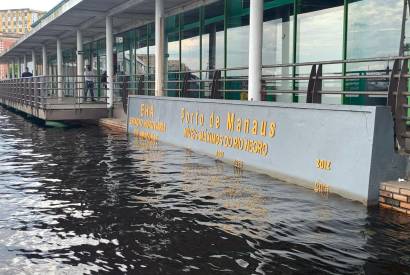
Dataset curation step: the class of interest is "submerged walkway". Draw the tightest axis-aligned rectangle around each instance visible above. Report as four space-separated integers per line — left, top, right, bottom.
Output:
0 96 108 121
1 105 410 274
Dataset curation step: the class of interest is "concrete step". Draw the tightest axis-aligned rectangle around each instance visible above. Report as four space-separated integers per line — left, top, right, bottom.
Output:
99 118 127 132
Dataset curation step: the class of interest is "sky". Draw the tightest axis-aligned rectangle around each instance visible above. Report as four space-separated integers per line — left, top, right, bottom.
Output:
0 0 61 12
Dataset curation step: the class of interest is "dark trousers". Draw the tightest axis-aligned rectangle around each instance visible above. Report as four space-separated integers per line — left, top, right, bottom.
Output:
85 81 95 101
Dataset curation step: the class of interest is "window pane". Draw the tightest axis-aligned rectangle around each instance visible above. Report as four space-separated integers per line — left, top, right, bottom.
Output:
135 26 148 75
296 0 344 104
181 8 200 97
202 0 225 99
345 0 403 105
262 4 294 102
226 0 250 100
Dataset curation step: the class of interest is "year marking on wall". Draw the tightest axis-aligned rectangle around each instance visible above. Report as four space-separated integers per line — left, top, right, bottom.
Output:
316 159 332 171
233 160 244 170
216 150 225 159
314 182 330 193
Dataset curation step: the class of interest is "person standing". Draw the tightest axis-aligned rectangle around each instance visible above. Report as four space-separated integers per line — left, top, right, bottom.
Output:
22 67 33 78
84 65 95 101
101 70 107 90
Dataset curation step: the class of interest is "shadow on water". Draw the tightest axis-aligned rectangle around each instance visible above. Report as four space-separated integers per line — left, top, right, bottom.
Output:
0 106 410 274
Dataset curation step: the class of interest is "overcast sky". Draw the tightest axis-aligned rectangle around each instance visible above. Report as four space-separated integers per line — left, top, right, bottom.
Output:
0 0 61 12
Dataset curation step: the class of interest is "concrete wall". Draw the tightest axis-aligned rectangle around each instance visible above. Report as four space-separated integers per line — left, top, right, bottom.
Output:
127 96 407 205
112 102 127 122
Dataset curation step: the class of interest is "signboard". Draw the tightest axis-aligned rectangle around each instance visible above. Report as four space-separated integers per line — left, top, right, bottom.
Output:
127 96 406 205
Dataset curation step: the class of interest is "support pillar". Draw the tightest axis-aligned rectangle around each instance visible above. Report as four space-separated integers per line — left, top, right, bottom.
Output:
106 16 114 108
16 58 20 78
155 0 165 96
11 59 15 79
77 29 84 102
42 45 47 76
57 38 63 99
248 0 263 101
23 54 27 70
32 50 37 76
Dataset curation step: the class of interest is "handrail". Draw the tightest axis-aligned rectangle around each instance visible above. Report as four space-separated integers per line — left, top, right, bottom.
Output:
1 55 410 151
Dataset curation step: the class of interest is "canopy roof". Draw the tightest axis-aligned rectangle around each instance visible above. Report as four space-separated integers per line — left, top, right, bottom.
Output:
0 0 201 61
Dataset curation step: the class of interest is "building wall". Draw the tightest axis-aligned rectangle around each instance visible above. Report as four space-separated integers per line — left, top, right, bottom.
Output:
0 9 44 34
0 9 45 79
48 0 406 105
0 36 20 79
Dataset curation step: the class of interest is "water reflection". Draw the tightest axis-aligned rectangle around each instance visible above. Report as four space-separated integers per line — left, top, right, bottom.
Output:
1 107 410 274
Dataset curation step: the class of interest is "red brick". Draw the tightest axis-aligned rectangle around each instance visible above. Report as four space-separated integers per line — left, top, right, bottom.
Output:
400 202 410 210
393 193 408 202
380 190 393 198
386 186 400 193
400 188 410 196
380 184 387 191
392 206 408 214
379 197 386 203
380 203 392 209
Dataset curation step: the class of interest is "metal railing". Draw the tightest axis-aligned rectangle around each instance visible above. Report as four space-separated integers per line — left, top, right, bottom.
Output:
0 75 109 111
1 56 409 151
114 56 410 151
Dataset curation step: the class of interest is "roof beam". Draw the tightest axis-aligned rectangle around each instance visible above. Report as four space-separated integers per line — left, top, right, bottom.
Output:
69 9 106 17
28 35 60 40
48 24 76 31
113 12 153 20
107 0 146 16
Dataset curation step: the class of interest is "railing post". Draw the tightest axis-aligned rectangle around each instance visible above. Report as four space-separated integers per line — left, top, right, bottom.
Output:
138 75 145 95
387 59 401 113
34 77 39 112
395 59 408 150
22 78 26 106
312 64 322 104
122 75 129 113
306 64 317 103
30 77 34 108
182 72 191 98
42 76 48 108
210 70 222 99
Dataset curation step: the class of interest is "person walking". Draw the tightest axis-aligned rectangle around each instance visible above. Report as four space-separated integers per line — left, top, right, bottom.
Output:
84 65 95 101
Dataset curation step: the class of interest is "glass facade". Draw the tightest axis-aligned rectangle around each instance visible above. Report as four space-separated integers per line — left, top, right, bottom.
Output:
50 0 406 104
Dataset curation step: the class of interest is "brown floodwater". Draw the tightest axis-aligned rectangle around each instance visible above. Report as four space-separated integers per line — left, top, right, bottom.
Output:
0 106 410 274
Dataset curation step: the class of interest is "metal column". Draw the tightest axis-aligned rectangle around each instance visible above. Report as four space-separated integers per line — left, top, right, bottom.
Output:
57 39 63 99
248 0 263 101
16 58 20 78
32 50 37 76
77 29 84 102
155 0 165 96
106 16 114 109
42 45 48 76
11 59 15 79
23 54 27 70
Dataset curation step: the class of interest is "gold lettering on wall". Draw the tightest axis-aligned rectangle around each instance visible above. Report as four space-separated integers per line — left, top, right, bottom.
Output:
314 182 330 193
316 160 332 171
216 150 225 159
234 160 244 170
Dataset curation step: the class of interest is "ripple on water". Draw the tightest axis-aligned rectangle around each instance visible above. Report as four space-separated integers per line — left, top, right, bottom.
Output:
0 107 410 274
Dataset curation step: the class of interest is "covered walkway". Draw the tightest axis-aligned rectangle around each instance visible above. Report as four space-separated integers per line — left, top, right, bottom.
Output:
0 0 409 151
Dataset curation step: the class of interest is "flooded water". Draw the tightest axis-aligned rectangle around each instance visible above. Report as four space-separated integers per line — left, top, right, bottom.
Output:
1 107 410 275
